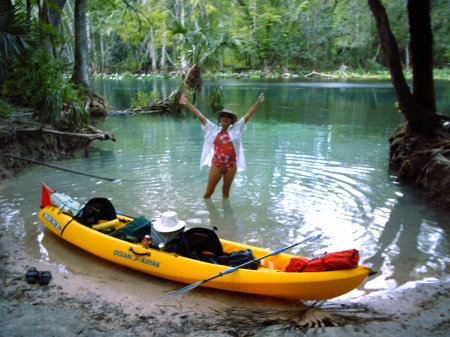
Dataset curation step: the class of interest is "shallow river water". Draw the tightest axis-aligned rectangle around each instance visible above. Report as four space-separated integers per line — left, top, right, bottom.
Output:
1 78 449 301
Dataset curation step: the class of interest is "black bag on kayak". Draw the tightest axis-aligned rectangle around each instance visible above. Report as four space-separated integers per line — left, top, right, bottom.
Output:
165 228 258 269
165 227 223 258
76 198 117 227
222 249 259 270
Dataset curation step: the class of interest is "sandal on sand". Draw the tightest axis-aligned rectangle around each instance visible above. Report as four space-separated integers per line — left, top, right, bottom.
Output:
25 267 39 284
38 271 52 285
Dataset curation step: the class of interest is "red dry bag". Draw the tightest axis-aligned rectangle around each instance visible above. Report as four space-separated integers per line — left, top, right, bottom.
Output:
285 249 360 272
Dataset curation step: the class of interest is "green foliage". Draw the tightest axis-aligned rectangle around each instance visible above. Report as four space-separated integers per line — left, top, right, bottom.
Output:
3 48 69 107
364 59 385 72
0 99 14 116
0 0 32 84
207 86 224 111
2 46 88 126
433 69 450 80
431 0 450 67
131 91 162 108
74 0 450 73
67 104 89 128
4 0 448 105
61 82 89 128
105 33 129 69
34 88 63 124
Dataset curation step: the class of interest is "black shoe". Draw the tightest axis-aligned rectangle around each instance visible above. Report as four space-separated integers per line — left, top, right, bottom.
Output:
38 271 52 285
25 267 39 284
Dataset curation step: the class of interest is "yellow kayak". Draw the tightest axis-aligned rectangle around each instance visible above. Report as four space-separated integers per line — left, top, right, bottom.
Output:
37 201 371 300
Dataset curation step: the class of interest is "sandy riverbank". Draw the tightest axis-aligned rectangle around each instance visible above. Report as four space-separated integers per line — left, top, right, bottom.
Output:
0 224 448 337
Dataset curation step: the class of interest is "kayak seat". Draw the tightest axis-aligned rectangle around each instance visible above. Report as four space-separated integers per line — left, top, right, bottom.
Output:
166 227 224 258
76 198 117 227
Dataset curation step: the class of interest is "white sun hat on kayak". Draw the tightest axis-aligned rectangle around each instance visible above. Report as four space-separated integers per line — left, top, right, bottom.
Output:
153 211 186 233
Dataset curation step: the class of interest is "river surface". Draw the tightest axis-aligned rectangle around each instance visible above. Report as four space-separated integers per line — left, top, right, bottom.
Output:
1 78 449 300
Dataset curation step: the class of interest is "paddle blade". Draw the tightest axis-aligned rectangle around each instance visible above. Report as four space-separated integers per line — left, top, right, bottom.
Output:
163 279 205 298
41 182 55 208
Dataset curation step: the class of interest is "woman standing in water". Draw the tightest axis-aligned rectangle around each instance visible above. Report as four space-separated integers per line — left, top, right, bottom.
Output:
179 91 265 198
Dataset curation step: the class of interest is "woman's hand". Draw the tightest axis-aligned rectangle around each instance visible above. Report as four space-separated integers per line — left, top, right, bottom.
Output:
257 93 265 103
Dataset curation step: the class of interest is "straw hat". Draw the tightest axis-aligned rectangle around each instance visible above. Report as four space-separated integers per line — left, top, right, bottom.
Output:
153 211 186 233
216 110 237 124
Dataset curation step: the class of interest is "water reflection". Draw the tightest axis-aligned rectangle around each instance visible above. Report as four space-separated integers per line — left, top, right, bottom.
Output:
203 199 240 241
365 189 449 291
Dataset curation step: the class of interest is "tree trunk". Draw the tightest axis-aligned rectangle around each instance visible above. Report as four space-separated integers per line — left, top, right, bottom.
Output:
99 33 105 72
39 0 67 57
62 1 74 62
407 0 436 112
160 42 167 71
150 28 157 72
48 0 67 28
369 0 450 209
3 0 13 10
69 0 108 113
71 0 90 88
367 0 441 134
87 15 96 73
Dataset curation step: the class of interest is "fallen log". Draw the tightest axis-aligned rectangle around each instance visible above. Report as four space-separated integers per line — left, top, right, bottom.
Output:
12 126 116 142
304 71 335 78
127 90 179 114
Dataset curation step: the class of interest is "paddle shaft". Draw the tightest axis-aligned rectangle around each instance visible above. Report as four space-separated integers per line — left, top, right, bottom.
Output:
4 153 119 181
164 234 321 298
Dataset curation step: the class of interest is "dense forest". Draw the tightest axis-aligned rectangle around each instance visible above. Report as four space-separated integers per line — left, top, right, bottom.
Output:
1 0 449 119
37 0 450 73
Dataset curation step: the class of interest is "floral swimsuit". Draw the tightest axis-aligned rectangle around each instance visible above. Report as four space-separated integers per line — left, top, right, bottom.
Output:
212 131 237 173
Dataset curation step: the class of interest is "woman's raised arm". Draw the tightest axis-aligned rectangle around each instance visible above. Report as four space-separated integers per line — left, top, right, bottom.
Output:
179 91 207 126
243 93 265 123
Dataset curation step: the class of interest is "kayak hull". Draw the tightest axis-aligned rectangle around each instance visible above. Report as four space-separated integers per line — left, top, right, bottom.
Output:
38 206 370 300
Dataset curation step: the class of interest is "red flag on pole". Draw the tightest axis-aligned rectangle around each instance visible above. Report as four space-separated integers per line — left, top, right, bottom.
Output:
41 182 55 208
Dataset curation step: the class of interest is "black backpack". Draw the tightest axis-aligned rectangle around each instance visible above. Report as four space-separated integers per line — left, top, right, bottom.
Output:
165 228 259 269
76 198 117 227
166 227 224 258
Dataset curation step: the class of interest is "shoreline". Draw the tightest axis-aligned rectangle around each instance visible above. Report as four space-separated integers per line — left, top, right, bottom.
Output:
1 223 448 337
90 69 450 81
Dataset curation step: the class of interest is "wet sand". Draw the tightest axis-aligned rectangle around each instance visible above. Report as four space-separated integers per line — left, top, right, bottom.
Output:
1 227 449 337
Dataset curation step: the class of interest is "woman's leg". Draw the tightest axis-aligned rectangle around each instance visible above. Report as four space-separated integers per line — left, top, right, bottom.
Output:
222 166 237 198
204 165 223 198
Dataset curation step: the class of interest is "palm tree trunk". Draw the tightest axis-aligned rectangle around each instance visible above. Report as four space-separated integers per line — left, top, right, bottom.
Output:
71 0 90 88
150 28 157 72
99 33 105 72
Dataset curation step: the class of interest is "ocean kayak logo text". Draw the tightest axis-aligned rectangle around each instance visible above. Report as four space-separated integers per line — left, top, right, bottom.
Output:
113 250 160 268
42 213 62 230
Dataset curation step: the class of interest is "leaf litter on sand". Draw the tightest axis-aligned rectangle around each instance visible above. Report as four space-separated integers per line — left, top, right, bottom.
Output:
212 301 388 333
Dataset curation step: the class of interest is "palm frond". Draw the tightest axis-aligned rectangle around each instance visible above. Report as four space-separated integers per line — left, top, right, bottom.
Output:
0 1 32 82
208 86 224 111
167 19 188 35
67 105 89 128
33 89 63 124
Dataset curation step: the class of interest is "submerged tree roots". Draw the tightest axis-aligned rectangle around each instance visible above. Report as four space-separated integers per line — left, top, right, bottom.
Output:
389 123 450 209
